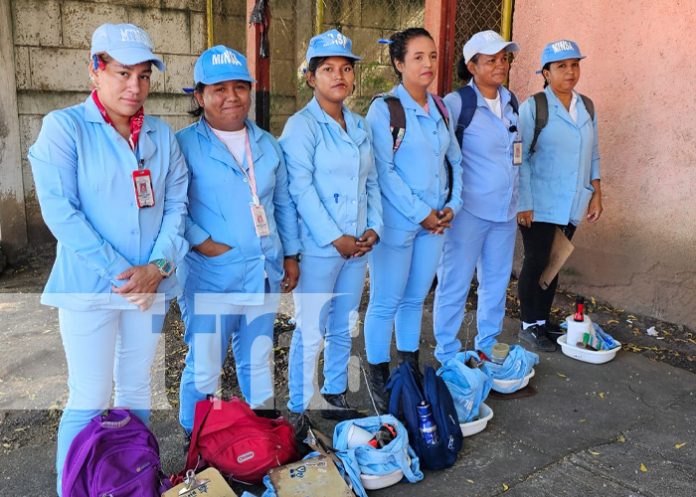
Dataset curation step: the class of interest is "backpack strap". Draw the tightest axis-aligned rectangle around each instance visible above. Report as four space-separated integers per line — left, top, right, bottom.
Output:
372 93 406 153
431 94 450 126
431 94 455 205
530 92 548 154
530 92 593 155
579 94 595 121
508 91 520 115
455 85 477 145
184 397 216 472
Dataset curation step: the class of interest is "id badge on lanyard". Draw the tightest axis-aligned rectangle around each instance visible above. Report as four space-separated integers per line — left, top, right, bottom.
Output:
242 134 270 237
132 159 155 208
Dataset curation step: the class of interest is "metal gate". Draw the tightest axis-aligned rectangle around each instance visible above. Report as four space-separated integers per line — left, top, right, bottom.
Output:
453 0 513 86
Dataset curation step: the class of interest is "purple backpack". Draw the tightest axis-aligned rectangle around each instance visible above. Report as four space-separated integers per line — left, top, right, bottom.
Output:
62 409 171 497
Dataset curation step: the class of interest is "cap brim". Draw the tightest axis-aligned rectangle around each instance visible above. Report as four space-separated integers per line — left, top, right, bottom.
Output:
106 48 166 71
478 40 520 56
306 52 362 64
198 74 257 85
536 54 586 73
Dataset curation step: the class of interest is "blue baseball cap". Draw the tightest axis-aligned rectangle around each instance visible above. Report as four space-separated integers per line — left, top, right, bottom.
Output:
463 30 519 64
306 29 361 64
193 45 255 85
91 23 165 71
538 40 586 73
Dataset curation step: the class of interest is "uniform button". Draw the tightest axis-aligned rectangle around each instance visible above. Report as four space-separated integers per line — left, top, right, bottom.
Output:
260 255 266 261
432 131 437 135
352 200 356 204
243 178 249 183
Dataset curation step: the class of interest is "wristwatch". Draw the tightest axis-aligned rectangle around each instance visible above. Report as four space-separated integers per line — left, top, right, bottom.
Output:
150 258 174 277
285 254 301 263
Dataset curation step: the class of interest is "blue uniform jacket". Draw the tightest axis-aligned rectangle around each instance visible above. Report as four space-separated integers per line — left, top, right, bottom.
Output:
366 84 463 230
28 96 189 310
176 118 301 304
278 97 383 256
517 86 601 225
444 81 520 222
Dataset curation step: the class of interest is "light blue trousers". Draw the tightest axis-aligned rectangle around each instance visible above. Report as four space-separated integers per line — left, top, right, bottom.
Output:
364 226 444 364
287 255 367 413
433 208 517 362
178 291 279 433
56 305 166 496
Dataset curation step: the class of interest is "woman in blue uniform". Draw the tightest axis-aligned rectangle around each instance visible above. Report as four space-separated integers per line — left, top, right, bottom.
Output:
28 23 188 494
176 45 301 434
364 27 463 411
279 30 382 428
516 40 602 350
433 30 521 362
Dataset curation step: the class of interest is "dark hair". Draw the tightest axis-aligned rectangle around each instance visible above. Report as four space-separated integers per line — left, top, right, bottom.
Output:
188 83 207 117
305 56 356 89
541 62 551 88
387 27 434 80
456 54 479 83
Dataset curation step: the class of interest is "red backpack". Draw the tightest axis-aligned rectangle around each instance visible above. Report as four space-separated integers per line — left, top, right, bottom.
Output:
184 397 300 484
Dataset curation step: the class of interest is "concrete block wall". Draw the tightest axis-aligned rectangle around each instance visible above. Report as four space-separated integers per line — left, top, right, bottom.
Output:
268 0 425 134
4 0 421 249
10 0 245 243
319 0 425 115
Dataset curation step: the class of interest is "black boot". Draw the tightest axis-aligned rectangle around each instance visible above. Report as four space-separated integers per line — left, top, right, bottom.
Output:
319 392 364 420
288 410 313 456
397 350 420 373
367 362 390 414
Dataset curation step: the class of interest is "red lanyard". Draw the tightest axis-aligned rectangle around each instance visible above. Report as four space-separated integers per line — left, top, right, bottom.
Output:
91 91 144 151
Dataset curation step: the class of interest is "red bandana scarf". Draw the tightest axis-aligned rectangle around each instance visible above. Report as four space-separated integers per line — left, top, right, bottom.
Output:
91 91 144 151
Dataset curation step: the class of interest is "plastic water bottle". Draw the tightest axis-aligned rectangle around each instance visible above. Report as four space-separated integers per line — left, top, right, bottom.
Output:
416 401 439 446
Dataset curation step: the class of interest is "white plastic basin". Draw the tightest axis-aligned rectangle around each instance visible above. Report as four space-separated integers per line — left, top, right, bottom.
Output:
557 335 621 364
491 368 535 393
360 468 404 490
459 402 493 437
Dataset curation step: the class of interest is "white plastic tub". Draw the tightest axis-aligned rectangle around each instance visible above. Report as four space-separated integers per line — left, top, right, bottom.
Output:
459 402 493 437
491 368 535 393
557 335 621 364
360 468 404 490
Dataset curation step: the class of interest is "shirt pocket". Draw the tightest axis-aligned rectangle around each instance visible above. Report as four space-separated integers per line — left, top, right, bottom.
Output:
187 248 246 293
321 193 347 230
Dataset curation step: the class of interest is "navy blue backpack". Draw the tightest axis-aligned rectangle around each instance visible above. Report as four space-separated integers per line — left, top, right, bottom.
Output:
387 363 463 470
455 85 519 145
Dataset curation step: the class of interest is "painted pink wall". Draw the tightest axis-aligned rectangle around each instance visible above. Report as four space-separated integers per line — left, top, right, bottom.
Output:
509 0 696 325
